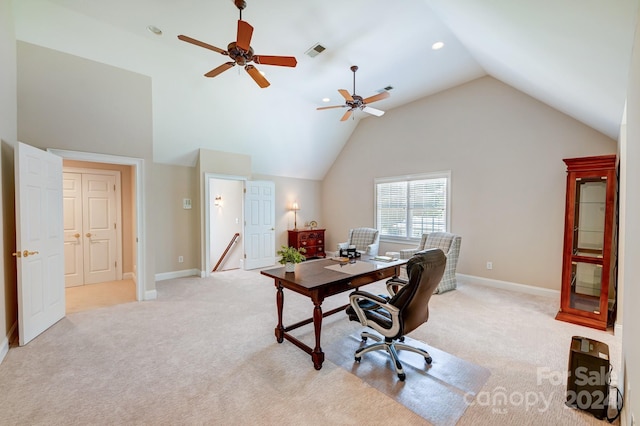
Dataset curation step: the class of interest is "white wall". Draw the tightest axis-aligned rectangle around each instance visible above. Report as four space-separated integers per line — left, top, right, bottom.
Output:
322 76 617 291
620 7 640 423
209 178 243 271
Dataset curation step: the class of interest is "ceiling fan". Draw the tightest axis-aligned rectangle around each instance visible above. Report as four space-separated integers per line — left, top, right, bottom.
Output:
177 0 297 88
317 65 390 121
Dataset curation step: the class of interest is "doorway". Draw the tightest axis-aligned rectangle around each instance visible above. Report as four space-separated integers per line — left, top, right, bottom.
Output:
204 174 276 275
48 148 146 303
61 160 134 312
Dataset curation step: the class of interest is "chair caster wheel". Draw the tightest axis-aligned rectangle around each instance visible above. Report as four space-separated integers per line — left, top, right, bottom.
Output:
398 373 406 381
355 356 361 363
425 356 432 364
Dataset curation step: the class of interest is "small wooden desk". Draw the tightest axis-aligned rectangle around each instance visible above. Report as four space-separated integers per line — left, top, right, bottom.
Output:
260 256 405 370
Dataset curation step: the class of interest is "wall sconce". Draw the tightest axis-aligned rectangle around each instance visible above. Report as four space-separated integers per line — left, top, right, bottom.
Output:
291 201 300 230
214 195 223 207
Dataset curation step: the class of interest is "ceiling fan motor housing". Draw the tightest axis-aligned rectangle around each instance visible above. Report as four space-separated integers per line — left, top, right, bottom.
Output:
348 95 364 109
227 42 254 66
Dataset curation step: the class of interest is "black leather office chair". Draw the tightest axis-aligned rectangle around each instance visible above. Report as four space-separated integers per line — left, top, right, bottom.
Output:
345 248 446 380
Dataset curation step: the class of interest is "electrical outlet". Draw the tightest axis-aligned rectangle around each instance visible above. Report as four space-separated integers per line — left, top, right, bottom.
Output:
178 256 184 263
486 261 493 270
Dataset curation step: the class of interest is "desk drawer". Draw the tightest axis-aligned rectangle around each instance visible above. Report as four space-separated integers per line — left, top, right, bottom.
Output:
349 268 397 287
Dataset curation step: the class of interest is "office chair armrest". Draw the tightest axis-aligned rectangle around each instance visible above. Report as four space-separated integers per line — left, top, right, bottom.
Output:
349 291 400 327
385 276 408 297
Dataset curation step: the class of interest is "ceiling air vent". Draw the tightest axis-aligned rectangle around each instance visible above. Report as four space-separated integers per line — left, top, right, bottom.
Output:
305 43 326 58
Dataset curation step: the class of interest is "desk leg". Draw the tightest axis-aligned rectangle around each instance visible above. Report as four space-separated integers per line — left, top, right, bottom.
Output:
311 300 325 370
274 281 284 343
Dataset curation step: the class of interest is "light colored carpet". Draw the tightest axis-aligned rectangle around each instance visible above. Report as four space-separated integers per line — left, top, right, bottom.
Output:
65 279 136 314
0 269 622 425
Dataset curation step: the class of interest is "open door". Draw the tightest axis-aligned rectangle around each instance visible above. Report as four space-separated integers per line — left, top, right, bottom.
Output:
243 180 275 270
14 142 65 346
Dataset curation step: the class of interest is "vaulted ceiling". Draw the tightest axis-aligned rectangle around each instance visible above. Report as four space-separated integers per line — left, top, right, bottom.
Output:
12 0 639 179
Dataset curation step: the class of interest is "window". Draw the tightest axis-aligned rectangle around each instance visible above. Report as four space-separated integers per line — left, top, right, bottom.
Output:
375 172 450 241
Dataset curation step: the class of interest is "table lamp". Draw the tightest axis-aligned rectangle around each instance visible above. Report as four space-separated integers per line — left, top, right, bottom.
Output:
291 201 300 230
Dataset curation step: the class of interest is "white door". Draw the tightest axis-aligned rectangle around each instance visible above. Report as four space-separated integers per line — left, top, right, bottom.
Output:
83 173 118 284
15 142 65 346
63 172 83 287
243 181 275 270
63 172 119 286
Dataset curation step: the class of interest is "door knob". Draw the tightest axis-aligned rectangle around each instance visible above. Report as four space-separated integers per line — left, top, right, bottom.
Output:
74 233 80 238
86 233 92 238
13 250 39 258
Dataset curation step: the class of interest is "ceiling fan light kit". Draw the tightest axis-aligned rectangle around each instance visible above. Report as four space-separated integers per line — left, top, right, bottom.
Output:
177 0 297 88
317 65 390 121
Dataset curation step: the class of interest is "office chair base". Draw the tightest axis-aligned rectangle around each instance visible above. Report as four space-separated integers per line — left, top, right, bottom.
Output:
355 331 432 381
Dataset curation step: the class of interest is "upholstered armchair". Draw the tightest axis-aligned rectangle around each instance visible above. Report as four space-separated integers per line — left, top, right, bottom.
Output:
337 227 380 257
398 232 461 294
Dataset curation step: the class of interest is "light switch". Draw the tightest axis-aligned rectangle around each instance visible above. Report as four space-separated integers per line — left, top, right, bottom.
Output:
183 198 192 209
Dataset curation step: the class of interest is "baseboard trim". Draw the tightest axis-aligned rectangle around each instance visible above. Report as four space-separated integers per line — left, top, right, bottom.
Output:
155 269 199 282
0 321 17 365
457 273 560 298
123 272 135 281
144 289 157 301
0 336 8 365
614 322 623 336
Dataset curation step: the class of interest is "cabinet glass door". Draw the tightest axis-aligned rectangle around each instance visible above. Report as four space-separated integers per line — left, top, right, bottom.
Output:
573 178 606 257
569 176 606 314
569 262 602 313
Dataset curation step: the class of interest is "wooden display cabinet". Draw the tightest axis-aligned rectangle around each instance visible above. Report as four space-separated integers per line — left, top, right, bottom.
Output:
288 229 326 259
556 155 617 330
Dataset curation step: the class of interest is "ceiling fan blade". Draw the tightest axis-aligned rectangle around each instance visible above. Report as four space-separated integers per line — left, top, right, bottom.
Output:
338 89 354 102
362 106 385 117
236 20 254 52
245 65 270 88
340 109 354 121
204 62 235 78
177 35 227 55
316 105 347 110
253 55 297 67
363 91 390 104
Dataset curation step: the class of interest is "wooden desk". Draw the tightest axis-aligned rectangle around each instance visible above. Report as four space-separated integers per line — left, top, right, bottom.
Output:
260 256 405 370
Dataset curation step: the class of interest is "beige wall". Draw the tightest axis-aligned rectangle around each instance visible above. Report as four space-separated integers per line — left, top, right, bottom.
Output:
322 76 617 290
152 163 198 274
196 149 252 274
0 0 17 347
16 42 156 299
252 174 324 250
193 149 324 275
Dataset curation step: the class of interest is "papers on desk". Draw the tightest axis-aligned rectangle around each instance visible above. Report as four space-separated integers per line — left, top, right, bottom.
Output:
325 261 377 275
371 255 398 262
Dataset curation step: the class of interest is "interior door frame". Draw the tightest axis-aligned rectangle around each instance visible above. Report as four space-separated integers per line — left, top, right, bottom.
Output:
64 167 123 283
203 173 247 277
48 149 146 301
